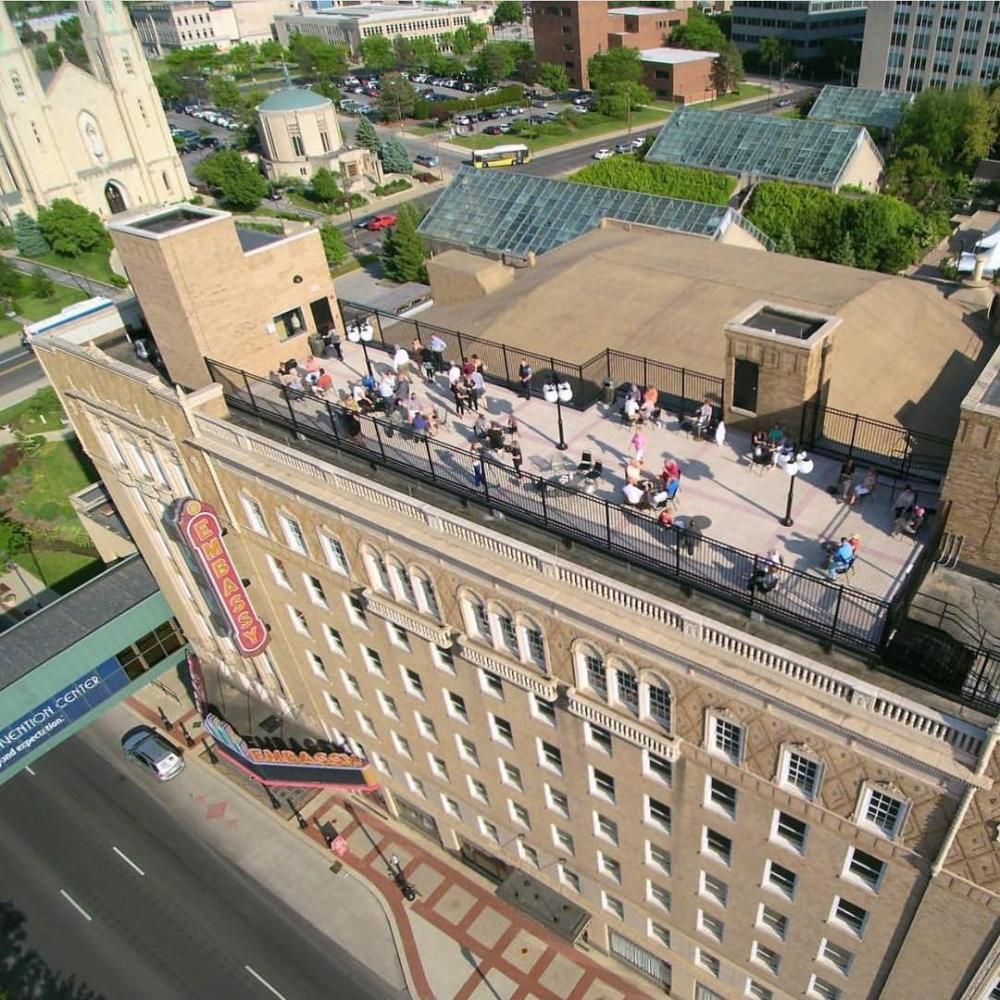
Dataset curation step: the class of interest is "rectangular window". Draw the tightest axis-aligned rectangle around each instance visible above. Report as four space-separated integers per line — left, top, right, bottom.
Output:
320 533 349 574
703 828 732 866
696 950 720 977
446 691 469 723
242 496 268 535
807 977 841 1000
386 622 410 650
323 624 345 655
595 813 619 845
649 921 670 948
831 897 867 937
585 653 607 699
377 691 399 720
500 759 523 790
647 880 671 911
698 910 724 943
357 713 377 738
707 777 737 819
845 848 886 892
602 892 624 919
700 871 728 907
588 723 613 755
525 626 546 667
431 645 455 674
490 715 514 747
497 613 518 656
646 796 672 834
307 651 326 677
468 776 489 804
590 767 616 803
278 513 308 554
371 752 391 776
783 750 821 799
598 852 621 883
480 671 504 699
764 861 797 900
772 811 808 854
546 785 570 818
323 690 343 718
752 942 780 975
520 842 539 867
553 826 575 854
747 981 773 1000
617 671 639 713
361 646 384 677
479 816 500 843
288 606 310 636
532 695 556 726
402 668 424 699
267 554 292 589
392 731 412 759
510 801 531 830
645 751 672 785
560 866 580 892
862 789 905 838
818 938 853 975
415 713 437 743
757 904 788 940
647 685 671 728
540 740 563 774
457 736 479 767
711 717 743 764
442 795 461 820
647 841 672 876
305 574 327 607
345 593 367 628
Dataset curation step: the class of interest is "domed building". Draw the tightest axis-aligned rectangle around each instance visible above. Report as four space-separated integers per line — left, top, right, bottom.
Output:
256 87 381 193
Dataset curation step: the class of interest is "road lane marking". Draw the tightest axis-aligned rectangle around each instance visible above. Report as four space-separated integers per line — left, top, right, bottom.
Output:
23 766 35 776
112 846 145 876
60 889 92 922
244 966 287 999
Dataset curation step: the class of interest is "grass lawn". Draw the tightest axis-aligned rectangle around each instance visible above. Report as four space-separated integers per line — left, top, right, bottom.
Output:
15 283 88 322
452 105 676 154
700 83 771 108
0 387 63 433
1 436 102 593
0 316 18 337
26 249 119 286
331 252 378 278
776 107 804 118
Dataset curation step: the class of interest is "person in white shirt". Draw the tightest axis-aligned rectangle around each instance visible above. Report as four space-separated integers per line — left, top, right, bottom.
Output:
428 334 447 371
622 481 645 507
392 346 411 376
623 397 640 424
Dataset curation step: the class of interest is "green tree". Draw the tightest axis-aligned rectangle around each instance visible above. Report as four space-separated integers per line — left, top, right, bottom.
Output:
668 9 727 51
467 22 488 48
381 205 428 283
831 231 856 267
0 258 22 304
195 150 268 210
259 39 285 64
475 42 516 83
289 35 349 81
776 226 796 255
54 15 88 69
596 80 652 119
165 43 218 77
318 223 349 265
380 135 413 174
711 43 744 96
450 27 473 57
378 72 418 122
154 71 183 104
493 1 524 25
758 36 792 81
361 34 395 72
393 35 415 69
0 514 29 565
28 267 55 300
537 62 570 95
883 144 950 213
311 167 340 203
211 78 243 112
227 42 261 79
36 200 109 257
354 114 382 152
588 47 643 92
410 36 438 69
13 211 50 257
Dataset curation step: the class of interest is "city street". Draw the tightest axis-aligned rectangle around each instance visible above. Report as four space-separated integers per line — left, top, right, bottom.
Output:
0 717 407 1000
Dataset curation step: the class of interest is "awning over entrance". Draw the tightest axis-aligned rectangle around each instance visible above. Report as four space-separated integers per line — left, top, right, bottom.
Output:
496 869 591 944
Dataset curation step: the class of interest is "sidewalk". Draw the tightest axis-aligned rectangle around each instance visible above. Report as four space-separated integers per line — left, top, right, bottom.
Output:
126 673 656 1000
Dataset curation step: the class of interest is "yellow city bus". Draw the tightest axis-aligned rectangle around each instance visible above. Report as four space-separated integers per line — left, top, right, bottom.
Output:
471 144 531 168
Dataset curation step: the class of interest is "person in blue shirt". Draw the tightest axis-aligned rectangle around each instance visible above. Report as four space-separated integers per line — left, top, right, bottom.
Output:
827 538 855 580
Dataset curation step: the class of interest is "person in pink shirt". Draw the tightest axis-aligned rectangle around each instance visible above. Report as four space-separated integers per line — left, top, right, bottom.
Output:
629 428 646 462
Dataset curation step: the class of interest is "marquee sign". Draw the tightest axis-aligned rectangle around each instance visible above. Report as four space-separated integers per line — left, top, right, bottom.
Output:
203 713 378 789
173 498 270 658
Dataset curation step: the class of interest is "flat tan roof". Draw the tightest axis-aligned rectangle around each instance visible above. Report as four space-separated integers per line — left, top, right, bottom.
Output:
423 228 993 436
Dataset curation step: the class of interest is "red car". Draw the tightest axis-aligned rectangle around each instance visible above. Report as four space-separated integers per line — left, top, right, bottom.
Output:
366 213 397 231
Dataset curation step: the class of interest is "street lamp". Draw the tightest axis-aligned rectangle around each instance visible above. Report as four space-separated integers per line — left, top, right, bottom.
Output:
779 449 814 527
542 360 572 451
347 318 374 377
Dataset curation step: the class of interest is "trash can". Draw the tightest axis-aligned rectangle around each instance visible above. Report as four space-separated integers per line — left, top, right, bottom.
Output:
307 332 325 358
601 379 616 405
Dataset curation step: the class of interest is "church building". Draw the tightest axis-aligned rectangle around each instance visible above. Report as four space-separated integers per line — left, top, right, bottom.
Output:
0 0 190 222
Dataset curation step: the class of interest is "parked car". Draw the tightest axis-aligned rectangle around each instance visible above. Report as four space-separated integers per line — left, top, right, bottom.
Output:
122 727 184 781
461 82 476 93
454 115 471 126
412 73 429 84
776 98 792 108
593 147 614 160
630 135 647 149
570 104 589 114
615 142 632 154
414 153 439 167
483 125 504 135
366 213 397 231
531 99 548 108
483 86 500 96
572 94 592 106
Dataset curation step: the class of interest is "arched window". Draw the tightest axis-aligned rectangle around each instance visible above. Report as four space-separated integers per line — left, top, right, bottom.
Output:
104 181 126 214
576 644 608 700
609 658 639 716
517 615 546 670
490 603 519 657
642 672 673 732
387 558 416 605
360 545 389 592
162 170 172 192
79 112 106 162
460 589 490 640
412 569 440 619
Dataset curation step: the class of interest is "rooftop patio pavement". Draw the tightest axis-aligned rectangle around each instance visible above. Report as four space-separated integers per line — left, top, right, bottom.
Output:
220 337 934 649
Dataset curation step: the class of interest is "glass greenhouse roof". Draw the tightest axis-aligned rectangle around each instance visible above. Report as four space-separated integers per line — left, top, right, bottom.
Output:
417 167 773 256
808 84 912 130
645 108 877 188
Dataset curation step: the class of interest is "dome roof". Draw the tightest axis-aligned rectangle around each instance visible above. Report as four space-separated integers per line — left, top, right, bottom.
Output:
258 87 330 113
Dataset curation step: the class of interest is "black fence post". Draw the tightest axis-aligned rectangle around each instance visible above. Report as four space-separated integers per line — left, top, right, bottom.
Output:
501 344 512 389
829 585 845 646
903 429 915 479
681 368 687 413
605 347 611 379
604 498 612 550
285 387 299 429
424 436 435 479
370 414 388 460
748 554 759 613
242 369 257 411
414 318 422 345
325 400 341 442
798 405 808 448
456 329 465 361
848 412 859 461
643 355 648 390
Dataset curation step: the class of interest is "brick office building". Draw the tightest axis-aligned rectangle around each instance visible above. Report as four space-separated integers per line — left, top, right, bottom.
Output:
641 47 719 104
31 202 1000 999
531 2 688 90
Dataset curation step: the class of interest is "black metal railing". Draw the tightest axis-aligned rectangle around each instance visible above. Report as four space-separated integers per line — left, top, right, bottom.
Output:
208 359 891 657
799 401 953 484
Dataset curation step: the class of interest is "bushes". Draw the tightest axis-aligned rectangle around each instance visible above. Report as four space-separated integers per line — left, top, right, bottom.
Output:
568 158 736 206
373 179 412 197
412 83 523 121
238 221 284 235
745 180 951 273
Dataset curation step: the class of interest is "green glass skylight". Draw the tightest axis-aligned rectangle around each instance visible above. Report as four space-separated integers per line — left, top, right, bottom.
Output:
808 85 912 130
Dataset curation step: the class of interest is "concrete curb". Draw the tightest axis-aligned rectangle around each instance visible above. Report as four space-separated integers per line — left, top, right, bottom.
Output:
123 696 421 998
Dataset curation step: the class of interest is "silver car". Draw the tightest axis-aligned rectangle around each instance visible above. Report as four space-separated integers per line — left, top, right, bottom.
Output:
122 728 185 781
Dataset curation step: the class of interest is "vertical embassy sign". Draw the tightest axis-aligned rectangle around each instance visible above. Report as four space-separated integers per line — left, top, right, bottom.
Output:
174 498 270 657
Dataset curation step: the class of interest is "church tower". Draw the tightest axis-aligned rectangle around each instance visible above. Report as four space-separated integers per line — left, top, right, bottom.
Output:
75 0 190 208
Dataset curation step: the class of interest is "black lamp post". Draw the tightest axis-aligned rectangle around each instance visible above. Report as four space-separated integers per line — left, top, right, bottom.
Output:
348 320 374 377
546 358 571 451
780 450 814 527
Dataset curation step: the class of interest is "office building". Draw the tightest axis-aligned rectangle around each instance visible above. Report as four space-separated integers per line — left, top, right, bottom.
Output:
27 189 1000 997
273 3 488 56
859 0 1000 92
531 2 688 90
730 1 866 61
129 1 296 56
0 0 189 221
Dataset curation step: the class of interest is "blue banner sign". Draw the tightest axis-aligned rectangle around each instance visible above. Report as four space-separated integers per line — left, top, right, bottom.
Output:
0 657 131 773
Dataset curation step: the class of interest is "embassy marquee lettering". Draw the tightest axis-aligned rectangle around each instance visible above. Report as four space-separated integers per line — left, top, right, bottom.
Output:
174 498 270 657
202 713 378 790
